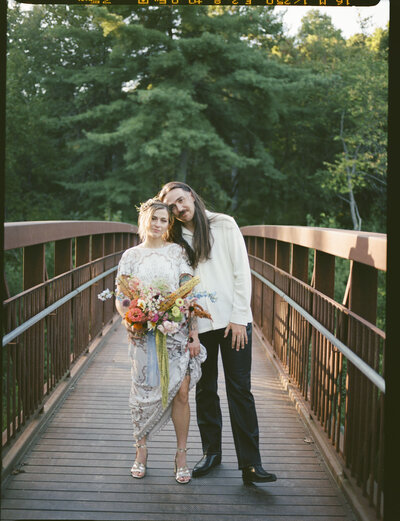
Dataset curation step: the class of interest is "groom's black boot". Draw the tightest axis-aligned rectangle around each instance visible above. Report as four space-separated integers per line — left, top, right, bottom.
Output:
242 464 277 484
192 453 221 477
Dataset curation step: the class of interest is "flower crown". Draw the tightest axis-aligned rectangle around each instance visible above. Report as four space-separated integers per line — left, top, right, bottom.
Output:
136 198 168 214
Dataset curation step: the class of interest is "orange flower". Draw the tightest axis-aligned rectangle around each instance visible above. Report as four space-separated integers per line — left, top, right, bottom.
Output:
125 306 146 324
133 323 145 331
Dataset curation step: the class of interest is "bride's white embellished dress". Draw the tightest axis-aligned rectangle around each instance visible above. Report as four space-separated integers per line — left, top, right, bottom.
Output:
117 243 207 442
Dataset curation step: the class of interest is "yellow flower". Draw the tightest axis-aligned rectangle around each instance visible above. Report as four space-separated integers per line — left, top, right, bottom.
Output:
158 276 200 312
175 298 184 307
171 306 181 317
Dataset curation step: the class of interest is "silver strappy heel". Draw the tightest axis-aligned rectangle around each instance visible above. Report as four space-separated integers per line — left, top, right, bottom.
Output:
131 443 147 479
174 448 191 484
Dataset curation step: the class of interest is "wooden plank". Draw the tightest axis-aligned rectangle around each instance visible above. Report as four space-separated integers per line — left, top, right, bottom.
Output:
1 322 356 521
3 489 345 506
8 472 338 488
0 498 350 515
0 511 353 521
7 481 341 496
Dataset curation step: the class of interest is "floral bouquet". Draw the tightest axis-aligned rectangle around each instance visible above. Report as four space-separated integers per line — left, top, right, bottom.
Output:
99 275 215 407
99 274 214 335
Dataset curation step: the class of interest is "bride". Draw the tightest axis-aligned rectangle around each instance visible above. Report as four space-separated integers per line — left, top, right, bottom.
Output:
115 198 207 484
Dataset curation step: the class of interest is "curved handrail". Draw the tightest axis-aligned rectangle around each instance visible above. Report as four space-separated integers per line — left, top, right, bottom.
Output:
4 220 137 250
241 225 386 271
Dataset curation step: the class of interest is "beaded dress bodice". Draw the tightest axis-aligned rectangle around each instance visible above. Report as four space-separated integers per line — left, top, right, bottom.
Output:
117 243 192 290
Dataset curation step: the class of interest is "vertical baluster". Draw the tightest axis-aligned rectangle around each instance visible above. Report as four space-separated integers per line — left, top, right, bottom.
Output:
6 339 11 444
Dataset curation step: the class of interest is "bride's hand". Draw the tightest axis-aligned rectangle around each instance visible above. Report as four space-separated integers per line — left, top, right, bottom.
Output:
186 334 201 358
124 320 142 345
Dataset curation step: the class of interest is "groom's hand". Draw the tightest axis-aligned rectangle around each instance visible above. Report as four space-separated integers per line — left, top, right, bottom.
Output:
224 322 248 351
186 333 201 358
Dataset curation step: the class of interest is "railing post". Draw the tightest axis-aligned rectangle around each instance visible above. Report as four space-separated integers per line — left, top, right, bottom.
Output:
276 241 290 272
91 235 105 339
274 241 290 363
104 234 116 323
290 244 310 399
104 234 115 256
74 236 90 359
349 261 378 324
54 239 72 276
345 260 379 485
265 239 276 265
53 238 73 388
91 235 104 261
311 251 335 423
255 237 263 259
115 233 123 253
75 236 90 267
291 244 308 283
22 244 46 419
23 244 45 290
252 238 264 328
314 251 335 299
259 239 276 346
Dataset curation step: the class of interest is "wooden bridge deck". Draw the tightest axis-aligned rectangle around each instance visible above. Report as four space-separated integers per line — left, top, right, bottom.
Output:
1 322 356 521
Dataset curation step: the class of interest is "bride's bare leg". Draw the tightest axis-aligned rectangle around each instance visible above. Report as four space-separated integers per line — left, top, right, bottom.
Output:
172 375 190 474
135 436 147 463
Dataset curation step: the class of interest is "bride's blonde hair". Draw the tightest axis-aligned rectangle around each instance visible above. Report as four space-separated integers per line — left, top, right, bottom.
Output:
137 198 173 241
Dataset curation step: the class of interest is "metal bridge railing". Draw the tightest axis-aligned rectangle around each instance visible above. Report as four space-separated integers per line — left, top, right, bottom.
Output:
242 225 386 519
2 221 138 450
2 220 386 519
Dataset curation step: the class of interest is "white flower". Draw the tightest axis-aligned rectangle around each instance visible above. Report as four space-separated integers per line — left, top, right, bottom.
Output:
98 289 113 301
157 320 180 335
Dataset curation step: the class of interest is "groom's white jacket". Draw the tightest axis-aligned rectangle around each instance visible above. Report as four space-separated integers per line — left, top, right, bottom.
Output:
182 210 253 334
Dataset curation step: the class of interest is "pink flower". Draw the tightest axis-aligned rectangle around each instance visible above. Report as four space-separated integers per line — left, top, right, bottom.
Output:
126 306 146 324
157 320 180 335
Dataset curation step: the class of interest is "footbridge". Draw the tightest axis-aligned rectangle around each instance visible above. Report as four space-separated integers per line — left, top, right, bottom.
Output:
2 221 386 521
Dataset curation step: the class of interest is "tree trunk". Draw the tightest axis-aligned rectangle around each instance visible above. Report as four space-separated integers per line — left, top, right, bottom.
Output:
347 176 362 230
340 111 362 230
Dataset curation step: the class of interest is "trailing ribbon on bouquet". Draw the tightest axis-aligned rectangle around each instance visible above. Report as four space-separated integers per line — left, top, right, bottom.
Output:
155 329 169 408
145 330 160 387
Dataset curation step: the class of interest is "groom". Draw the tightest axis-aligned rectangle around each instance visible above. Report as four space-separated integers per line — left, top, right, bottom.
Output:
158 181 277 484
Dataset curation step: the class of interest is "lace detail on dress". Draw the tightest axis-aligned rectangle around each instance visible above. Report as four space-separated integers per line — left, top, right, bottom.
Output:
117 243 193 291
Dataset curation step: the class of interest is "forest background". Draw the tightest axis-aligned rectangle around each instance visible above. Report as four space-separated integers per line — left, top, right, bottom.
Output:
5 3 388 324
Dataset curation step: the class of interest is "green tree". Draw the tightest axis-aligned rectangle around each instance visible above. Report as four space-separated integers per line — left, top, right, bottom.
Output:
6 5 386 232
317 29 388 231
85 6 329 224
284 11 388 232
6 5 63 221
272 10 388 231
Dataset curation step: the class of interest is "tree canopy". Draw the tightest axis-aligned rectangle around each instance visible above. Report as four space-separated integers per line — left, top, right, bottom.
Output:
5 5 387 232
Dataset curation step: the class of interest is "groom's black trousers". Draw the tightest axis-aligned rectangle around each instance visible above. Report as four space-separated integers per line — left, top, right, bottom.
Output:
196 323 262 469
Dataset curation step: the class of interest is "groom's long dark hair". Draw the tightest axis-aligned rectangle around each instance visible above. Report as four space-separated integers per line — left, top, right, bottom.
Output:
158 181 213 268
